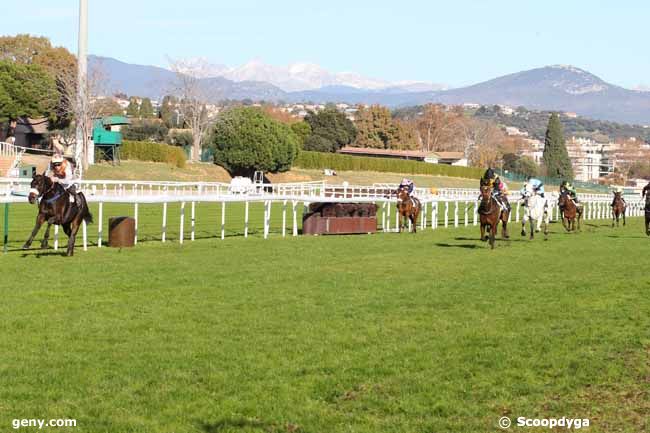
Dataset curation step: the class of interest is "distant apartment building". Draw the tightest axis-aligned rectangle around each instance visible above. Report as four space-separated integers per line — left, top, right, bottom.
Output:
504 126 528 137
565 137 604 181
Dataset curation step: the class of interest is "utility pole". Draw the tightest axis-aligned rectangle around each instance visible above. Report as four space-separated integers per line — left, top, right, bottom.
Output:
75 0 88 178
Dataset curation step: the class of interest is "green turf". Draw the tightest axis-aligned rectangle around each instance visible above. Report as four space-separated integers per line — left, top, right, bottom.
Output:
1 204 648 433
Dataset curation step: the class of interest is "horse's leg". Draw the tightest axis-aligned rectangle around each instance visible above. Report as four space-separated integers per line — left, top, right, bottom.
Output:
502 214 509 239
490 223 496 249
23 213 46 250
40 223 52 249
65 220 80 257
480 223 486 241
623 210 626 226
612 209 616 228
521 214 527 237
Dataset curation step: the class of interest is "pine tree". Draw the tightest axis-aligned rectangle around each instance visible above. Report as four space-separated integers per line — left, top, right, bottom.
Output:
543 113 573 180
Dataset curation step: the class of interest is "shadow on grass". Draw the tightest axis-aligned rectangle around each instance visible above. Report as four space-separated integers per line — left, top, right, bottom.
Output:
200 417 282 433
435 242 480 249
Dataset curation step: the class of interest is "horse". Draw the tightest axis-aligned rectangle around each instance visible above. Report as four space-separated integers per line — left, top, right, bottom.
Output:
396 187 421 233
478 184 510 249
644 192 650 236
558 192 581 232
23 174 93 256
520 183 549 240
611 191 626 227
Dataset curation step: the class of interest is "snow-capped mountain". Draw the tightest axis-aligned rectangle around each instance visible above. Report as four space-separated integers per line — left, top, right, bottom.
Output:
191 58 444 92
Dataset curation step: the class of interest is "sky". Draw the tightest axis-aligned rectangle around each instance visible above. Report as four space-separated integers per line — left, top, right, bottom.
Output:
4 0 649 89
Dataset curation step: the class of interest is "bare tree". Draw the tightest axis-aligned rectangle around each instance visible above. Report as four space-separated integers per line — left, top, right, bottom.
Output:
415 104 466 152
56 60 108 173
168 59 221 162
465 118 507 168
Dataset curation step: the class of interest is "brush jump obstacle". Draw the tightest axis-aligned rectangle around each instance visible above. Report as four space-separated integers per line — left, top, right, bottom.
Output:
1 177 646 253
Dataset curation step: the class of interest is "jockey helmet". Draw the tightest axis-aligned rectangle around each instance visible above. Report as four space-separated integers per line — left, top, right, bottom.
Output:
52 154 64 164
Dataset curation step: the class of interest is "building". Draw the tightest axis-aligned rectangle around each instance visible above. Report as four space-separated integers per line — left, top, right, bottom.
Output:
337 147 467 166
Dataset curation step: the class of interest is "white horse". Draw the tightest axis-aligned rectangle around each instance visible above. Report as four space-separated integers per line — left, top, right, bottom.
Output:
520 183 549 240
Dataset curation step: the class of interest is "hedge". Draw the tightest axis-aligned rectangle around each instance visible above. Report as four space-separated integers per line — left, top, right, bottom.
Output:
121 140 186 168
294 151 484 179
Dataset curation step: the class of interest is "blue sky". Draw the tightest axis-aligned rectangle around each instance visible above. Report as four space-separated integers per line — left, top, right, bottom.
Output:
4 0 649 88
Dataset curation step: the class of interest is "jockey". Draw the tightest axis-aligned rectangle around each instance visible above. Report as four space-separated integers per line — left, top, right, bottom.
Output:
611 186 626 207
481 168 509 211
642 182 650 199
45 154 79 203
525 176 545 197
560 180 579 203
399 178 415 195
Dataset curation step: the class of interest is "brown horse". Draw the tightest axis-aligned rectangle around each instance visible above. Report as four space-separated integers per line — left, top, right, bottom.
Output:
558 192 581 232
23 174 93 256
396 187 421 233
478 185 509 249
611 192 626 227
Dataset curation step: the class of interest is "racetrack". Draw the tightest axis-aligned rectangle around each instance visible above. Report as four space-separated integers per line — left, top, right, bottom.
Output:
1 207 648 433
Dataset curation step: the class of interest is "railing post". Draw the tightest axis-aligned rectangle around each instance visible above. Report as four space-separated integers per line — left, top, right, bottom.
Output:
134 203 139 245
221 201 226 240
191 201 196 241
98 202 103 247
162 202 167 242
244 201 249 238
179 201 185 244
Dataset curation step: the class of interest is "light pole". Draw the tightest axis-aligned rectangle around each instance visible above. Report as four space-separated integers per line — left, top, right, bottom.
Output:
75 0 88 178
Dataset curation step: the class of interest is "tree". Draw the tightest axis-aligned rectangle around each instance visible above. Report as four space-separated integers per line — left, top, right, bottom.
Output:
92 98 124 117
466 119 506 168
122 119 169 142
290 121 311 147
126 97 140 117
139 98 154 118
212 107 300 176
353 105 418 150
0 34 76 129
543 113 573 179
303 106 356 152
503 153 538 177
415 104 466 152
169 59 221 162
159 95 178 128
0 61 57 123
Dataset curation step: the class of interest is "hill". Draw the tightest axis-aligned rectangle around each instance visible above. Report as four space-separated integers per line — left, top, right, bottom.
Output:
92 56 650 125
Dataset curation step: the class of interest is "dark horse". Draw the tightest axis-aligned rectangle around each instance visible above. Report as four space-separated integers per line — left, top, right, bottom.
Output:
478 184 510 249
644 192 650 236
396 187 421 233
558 192 581 232
23 174 93 256
611 191 626 227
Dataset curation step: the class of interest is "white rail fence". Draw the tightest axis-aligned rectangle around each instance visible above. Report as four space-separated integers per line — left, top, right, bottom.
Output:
1 178 645 252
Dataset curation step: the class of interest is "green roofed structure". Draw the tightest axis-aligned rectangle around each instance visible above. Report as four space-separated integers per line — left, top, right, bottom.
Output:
92 116 130 164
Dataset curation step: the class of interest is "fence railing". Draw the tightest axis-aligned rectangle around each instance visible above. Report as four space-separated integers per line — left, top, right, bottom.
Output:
2 178 646 252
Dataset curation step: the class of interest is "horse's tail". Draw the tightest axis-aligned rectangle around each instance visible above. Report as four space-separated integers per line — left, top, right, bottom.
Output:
80 193 93 224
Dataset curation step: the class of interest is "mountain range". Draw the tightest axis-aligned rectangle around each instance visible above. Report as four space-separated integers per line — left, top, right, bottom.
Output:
90 56 650 125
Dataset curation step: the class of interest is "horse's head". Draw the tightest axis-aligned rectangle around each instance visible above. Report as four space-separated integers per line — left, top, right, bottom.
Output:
479 184 492 202
396 187 410 204
28 174 51 204
614 191 622 199
522 183 534 198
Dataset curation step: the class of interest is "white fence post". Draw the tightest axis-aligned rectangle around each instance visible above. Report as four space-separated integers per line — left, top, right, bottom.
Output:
179 201 185 244
98 202 103 247
162 202 167 242
221 201 226 240
134 203 139 245
191 202 196 241
244 201 249 238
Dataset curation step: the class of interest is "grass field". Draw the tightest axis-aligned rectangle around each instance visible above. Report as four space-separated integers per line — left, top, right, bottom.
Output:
1 203 649 433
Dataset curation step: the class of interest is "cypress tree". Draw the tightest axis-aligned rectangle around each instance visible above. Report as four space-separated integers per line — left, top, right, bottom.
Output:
543 113 573 179
139 98 154 118
126 97 140 117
